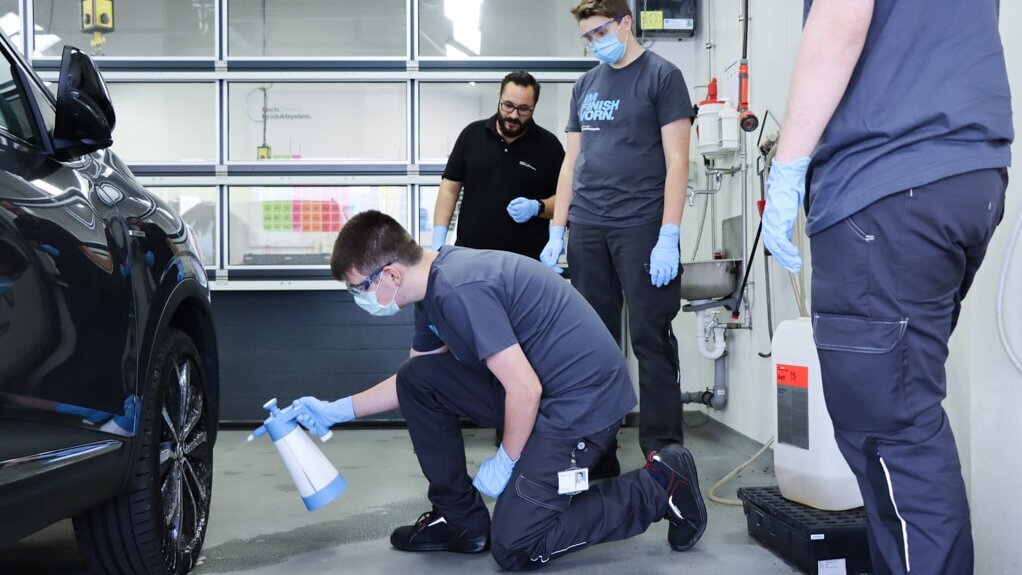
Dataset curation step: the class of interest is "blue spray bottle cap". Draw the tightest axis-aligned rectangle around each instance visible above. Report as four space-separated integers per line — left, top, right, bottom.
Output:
248 398 333 442
248 398 297 442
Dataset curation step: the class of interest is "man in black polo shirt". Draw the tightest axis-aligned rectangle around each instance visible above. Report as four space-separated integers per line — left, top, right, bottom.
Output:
431 71 565 260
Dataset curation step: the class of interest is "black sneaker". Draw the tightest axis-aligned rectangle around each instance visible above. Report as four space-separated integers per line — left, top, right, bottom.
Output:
651 445 708 551
390 508 490 554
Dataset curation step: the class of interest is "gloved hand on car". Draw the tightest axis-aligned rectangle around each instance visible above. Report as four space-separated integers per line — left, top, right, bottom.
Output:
762 156 811 272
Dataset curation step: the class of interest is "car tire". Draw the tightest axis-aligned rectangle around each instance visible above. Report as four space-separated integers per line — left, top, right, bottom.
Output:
73 328 214 574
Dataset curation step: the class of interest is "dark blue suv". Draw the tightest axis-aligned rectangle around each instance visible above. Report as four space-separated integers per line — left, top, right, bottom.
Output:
0 32 219 575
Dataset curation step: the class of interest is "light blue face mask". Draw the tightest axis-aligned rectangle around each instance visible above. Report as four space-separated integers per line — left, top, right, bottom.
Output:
590 33 625 65
353 280 401 316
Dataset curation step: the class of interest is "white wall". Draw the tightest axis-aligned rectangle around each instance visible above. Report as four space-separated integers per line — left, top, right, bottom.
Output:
651 0 805 445
964 3 1022 571
649 1 1022 572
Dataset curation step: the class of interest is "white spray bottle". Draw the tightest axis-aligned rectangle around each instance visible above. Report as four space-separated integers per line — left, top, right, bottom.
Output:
248 398 347 511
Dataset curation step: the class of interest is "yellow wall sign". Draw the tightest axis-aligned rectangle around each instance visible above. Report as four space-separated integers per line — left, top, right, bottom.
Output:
640 10 664 31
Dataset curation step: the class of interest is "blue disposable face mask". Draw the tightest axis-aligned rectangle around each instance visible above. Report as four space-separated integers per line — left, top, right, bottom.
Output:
353 277 401 316
590 32 625 65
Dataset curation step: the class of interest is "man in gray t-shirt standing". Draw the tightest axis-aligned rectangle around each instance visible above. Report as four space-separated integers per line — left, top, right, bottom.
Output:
762 1 1012 573
290 211 708 569
540 0 695 471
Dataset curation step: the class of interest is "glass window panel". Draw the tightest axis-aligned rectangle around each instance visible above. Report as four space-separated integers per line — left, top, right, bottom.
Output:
418 81 573 162
417 185 437 246
417 185 461 247
418 0 584 58
147 187 218 266
107 83 216 163
228 0 407 58
0 50 37 143
32 0 214 58
0 3 24 54
228 186 408 266
228 82 407 162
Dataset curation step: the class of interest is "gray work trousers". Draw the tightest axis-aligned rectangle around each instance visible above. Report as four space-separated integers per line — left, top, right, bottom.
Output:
810 168 1008 575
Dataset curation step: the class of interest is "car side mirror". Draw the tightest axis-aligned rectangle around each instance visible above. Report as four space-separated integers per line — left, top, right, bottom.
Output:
52 46 115 161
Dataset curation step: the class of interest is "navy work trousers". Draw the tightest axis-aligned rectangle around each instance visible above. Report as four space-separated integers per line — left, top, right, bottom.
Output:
566 221 683 454
395 353 668 571
810 169 1008 575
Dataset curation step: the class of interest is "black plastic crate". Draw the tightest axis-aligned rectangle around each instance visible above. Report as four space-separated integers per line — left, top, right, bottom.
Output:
738 486 873 575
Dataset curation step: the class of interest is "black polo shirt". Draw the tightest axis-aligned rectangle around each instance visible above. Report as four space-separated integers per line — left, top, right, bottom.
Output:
442 115 565 259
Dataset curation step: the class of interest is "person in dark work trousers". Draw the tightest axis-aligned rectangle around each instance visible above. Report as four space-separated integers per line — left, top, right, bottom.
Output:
761 1 1012 573
290 211 708 569
540 0 694 467
431 71 565 260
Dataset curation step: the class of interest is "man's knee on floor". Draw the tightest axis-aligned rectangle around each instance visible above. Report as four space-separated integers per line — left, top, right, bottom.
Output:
491 543 544 572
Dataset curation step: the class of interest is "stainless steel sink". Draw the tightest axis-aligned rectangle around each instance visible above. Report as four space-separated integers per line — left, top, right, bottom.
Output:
680 259 740 301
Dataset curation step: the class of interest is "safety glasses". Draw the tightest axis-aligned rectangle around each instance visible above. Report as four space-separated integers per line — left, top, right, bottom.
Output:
580 16 624 43
347 258 397 295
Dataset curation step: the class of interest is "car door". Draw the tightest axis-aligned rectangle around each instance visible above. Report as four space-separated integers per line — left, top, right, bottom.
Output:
0 36 137 490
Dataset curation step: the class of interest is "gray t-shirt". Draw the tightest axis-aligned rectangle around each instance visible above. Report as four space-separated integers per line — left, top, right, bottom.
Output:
566 50 694 227
413 247 636 438
804 0 1013 235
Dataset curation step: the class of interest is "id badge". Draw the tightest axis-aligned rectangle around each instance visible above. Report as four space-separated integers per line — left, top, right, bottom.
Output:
557 467 589 495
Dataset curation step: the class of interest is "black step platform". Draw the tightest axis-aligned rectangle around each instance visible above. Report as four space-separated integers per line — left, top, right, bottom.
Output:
737 486 873 575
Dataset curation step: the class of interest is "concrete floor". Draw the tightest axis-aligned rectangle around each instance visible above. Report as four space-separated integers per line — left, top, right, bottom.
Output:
1 414 800 574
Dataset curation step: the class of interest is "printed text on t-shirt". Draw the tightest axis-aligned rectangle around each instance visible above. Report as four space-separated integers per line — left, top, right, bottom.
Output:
579 92 620 122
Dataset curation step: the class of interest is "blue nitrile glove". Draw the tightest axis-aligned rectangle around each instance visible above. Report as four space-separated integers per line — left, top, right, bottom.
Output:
762 157 811 272
507 197 541 223
648 224 680 288
473 444 518 498
431 225 448 252
540 226 565 274
290 396 356 438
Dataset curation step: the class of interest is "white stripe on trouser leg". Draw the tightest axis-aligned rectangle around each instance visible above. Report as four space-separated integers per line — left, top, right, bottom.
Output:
879 456 911 572
552 541 586 556
531 541 586 564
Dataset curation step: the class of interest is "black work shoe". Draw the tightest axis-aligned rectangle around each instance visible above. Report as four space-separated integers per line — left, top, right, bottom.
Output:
589 440 621 480
390 508 490 554
651 444 708 551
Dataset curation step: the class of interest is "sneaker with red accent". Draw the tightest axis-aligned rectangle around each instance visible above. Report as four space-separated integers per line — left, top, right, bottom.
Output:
650 444 708 551
389 507 490 554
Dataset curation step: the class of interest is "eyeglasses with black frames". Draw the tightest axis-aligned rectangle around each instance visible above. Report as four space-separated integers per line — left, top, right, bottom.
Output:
499 100 535 116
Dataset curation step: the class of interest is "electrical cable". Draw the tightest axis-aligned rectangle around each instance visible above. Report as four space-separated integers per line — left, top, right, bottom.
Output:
708 436 775 506
995 201 1022 374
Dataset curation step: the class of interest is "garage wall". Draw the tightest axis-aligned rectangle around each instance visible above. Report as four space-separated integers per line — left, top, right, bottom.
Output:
211 290 412 423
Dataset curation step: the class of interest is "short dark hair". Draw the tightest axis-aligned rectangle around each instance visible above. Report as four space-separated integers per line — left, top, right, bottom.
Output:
570 0 632 22
330 210 423 282
500 71 540 104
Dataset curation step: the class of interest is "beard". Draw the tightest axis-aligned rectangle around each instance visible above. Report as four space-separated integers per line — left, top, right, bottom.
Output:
498 114 529 138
